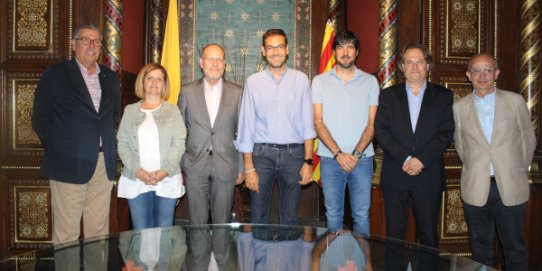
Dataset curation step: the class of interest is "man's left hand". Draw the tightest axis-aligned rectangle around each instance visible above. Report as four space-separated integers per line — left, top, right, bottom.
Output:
402 157 424 176
299 163 313 185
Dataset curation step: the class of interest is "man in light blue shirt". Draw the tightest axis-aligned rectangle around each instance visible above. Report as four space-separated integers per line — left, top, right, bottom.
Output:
237 29 316 225
312 31 379 237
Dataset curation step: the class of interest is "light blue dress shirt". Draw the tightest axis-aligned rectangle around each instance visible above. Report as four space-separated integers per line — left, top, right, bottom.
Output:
406 81 427 133
474 90 496 175
236 67 316 153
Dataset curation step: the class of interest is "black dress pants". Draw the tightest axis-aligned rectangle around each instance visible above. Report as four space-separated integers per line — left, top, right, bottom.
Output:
463 178 527 271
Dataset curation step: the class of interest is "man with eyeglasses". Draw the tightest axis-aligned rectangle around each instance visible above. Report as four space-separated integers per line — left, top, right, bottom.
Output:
374 43 454 270
32 23 120 245
237 29 316 225
179 43 242 269
453 53 535 270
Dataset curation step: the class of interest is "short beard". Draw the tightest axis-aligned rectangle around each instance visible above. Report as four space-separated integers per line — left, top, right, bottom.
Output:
337 60 354 69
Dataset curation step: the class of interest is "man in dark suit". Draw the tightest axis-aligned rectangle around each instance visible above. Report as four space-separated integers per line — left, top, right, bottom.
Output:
374 44 454 268
179 44 243 270
32 24 121 245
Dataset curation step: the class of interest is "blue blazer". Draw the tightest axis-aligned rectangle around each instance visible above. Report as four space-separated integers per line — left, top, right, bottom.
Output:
32 59 121 184
374 82 454 193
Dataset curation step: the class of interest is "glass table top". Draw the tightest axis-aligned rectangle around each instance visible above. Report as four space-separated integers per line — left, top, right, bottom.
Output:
1 223 494 270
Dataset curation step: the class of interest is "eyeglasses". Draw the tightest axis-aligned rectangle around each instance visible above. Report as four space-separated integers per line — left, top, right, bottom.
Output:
265 45 286 51
203 57 224 64
74 37 102 47
470 68 496 75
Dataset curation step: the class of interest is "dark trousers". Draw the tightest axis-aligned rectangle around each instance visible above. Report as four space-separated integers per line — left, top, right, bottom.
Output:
383 188 442 271
463 179 527 271
250 143 304 225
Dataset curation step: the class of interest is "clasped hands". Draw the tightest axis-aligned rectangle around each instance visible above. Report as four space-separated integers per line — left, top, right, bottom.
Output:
135 169 168 185
402 157 424 176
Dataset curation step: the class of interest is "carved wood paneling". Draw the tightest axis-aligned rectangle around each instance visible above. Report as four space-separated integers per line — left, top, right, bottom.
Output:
7 175 52 250
2 71 44 168
6 0 62 61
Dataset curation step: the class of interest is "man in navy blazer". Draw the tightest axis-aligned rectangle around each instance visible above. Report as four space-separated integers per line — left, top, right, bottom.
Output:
32 24 121 245
374 44 454 269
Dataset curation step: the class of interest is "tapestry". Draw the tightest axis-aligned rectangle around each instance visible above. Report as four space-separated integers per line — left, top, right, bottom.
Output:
180 0 312 85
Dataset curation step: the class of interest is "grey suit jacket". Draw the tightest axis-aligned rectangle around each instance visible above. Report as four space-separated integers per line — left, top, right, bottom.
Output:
179 78 243 181
453 89 536 206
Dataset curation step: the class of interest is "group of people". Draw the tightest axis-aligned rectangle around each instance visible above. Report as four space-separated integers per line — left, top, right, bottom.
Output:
33 24 535 270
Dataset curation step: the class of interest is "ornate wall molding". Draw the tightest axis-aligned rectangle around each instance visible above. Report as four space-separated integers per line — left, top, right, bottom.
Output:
378 0 397 89
7 0 61 60
520 0 541 140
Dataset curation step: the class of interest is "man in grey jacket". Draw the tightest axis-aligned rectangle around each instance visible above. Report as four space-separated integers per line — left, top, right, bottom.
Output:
178 44 243 270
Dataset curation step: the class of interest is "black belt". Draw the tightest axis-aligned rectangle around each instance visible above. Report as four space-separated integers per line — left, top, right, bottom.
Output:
490 176 496 183
257 143 302 149
99 146 104 152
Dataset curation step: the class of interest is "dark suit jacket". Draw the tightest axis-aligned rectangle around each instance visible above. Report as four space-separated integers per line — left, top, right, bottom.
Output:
374 82 454 193
179 79 243 181
32 59 121 184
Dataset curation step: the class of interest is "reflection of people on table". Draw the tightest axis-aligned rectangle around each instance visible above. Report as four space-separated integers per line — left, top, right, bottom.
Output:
119 227 187 270
236 225 314 270
32 23 121 271
311 230 373 271
236 28 316 225
117 63 187 230
454 54 536 271
184 226 237 271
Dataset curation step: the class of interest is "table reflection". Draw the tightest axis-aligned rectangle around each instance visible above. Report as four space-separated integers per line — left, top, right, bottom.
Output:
0 224 494 271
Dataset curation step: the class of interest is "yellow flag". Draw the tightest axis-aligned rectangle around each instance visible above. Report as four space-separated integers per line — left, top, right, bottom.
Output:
161 0 181 105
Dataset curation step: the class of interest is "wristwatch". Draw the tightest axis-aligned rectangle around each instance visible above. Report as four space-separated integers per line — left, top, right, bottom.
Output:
304 158 313 165
352 149 365 159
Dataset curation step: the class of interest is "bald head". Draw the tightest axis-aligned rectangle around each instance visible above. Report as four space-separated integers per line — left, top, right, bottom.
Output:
466 53 500 97
200 44 226 85
468 53 498 70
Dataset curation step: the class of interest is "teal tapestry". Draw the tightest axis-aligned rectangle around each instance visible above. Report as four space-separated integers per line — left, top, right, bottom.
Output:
180 0 312 85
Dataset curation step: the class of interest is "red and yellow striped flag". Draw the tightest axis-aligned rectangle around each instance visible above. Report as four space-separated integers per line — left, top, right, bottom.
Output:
313 20 336 183
161 0 181 105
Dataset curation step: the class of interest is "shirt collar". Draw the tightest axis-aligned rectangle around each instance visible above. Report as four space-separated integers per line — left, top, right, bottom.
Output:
264 66 288 81
75 58 100 76
405 81 427 97
473 88 496 102
203 78 223 92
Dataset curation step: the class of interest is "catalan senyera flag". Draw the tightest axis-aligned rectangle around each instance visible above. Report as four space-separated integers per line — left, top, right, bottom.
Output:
313 20 336 183
161 0 181 105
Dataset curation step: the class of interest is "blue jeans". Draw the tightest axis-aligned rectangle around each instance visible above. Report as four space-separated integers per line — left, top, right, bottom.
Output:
320 155 373 237
128 191 177 230
250 143 304 225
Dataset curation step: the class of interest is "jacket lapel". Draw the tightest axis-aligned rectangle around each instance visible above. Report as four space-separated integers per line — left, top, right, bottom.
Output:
397 83 414 135
414 83 436 135
213 83 229 128
66 59 97 113
466 93 490 145
195 79 212 129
